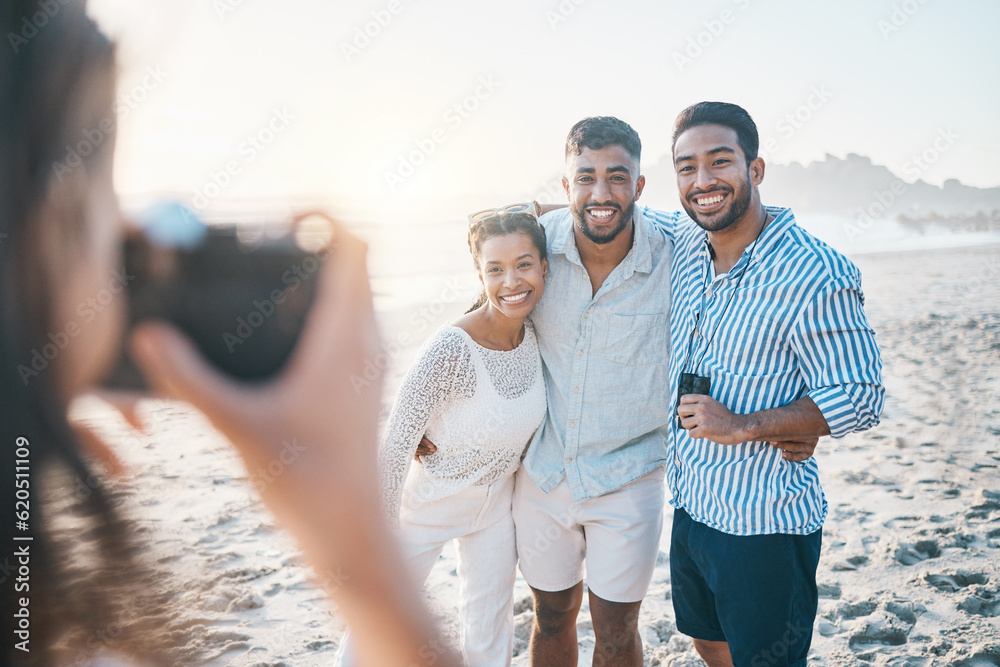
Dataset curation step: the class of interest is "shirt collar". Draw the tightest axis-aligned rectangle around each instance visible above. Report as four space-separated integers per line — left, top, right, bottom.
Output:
695 206 796 271
548 209 580 263
753 206 796 260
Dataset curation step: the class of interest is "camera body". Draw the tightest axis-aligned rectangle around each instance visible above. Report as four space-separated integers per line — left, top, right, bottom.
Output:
102 205 325 390
676 372 712 429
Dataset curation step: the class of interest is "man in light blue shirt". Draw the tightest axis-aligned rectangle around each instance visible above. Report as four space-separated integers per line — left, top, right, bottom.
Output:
417 116 672 665
510 117 673 667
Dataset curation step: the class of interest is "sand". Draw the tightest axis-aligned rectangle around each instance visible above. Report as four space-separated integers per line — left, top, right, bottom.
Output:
64 242 1000 666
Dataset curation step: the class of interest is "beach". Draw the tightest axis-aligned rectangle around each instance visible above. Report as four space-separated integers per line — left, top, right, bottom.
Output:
65 240 1000 666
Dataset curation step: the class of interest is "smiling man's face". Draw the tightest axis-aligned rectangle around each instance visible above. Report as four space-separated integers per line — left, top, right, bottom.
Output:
673 123 759 233
563 144 644 245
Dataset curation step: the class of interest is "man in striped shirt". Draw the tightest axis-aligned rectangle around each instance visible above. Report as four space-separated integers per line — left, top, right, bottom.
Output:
652 102 884 667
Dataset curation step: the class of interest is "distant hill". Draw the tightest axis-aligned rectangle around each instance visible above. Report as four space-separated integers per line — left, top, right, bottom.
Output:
640 152 1000 226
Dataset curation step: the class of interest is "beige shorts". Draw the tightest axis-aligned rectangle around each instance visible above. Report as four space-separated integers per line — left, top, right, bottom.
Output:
512 465 665 603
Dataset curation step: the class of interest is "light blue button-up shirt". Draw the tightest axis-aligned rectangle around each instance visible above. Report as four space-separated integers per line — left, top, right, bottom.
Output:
523 206 673 501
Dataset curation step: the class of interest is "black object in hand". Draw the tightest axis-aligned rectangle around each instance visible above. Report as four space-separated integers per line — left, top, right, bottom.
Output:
676 372 712 429
102 204 326 390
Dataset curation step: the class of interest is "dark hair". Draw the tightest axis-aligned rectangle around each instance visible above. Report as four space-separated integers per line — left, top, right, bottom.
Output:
465 212 547 313
672 101 759 167
565 116 641 164
2 1 169 663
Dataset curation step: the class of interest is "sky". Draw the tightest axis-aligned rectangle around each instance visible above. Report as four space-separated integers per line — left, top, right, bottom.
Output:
87 0 1000 224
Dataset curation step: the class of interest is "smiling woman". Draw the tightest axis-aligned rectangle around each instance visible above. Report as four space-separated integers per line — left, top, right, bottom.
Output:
337 208 549 666
465 210 548 318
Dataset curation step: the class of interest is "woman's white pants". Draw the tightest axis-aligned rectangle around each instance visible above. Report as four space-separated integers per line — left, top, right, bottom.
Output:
337 474 517 666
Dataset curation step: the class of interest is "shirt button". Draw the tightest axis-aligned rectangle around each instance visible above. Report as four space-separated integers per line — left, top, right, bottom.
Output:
565 458 572 463
573 387 580 393
583 312 589 319
569 422 576 428
578 350 584 356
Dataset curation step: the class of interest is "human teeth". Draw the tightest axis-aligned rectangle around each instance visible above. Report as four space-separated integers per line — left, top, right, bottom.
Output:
500 292 529 303
696 194 724 206
589 209 615 219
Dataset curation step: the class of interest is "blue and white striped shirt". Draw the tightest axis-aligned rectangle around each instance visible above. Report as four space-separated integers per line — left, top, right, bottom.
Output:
649 206 884 536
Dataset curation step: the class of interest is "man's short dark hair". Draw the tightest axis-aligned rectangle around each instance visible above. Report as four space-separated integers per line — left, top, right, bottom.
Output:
672 102 759 166
565 116 641 164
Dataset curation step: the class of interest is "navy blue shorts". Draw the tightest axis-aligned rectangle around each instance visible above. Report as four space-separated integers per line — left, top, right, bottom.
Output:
669 507 822 667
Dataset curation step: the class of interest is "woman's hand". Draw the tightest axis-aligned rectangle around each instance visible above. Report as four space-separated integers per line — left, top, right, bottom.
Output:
129 220 458 667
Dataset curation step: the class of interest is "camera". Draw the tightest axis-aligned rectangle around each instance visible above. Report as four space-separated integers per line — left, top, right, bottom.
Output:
676 372 711 429
101 203 330 391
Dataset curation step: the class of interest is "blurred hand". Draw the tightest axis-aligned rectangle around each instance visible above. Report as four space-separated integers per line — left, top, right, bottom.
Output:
131 220 383 548
129 219 457 667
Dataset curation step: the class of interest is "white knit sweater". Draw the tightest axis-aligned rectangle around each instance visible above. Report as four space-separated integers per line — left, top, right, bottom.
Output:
378 323 546 528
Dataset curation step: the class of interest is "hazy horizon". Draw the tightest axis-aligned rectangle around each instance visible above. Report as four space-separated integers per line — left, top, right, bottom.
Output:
83 0 1000 224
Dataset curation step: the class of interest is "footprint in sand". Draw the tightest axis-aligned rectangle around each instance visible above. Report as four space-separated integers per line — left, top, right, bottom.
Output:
926 571 990 592
822 595 929 653
848 613 910 649
831 599 878 620
843 601 925 651
218 565 278 583
818 582 842 599
227 590 265 612
970 489 1000 513
958 585 1000 618
885 601 925 625
894 540 942 565
950 649 1000 667
884 516 923 529
841 470 895 486
833 554 870 571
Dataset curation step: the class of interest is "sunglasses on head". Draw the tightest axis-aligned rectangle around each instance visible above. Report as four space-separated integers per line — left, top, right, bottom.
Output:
468 202 541 227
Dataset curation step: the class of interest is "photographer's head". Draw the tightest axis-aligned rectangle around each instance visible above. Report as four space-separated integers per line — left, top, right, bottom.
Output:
467 211 547 316
563 116 645 245
0 1 160 662
672 102 765 234
1 0 124 401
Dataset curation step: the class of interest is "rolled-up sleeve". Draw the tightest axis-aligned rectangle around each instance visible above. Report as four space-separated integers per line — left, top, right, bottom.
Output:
791 274 885 438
